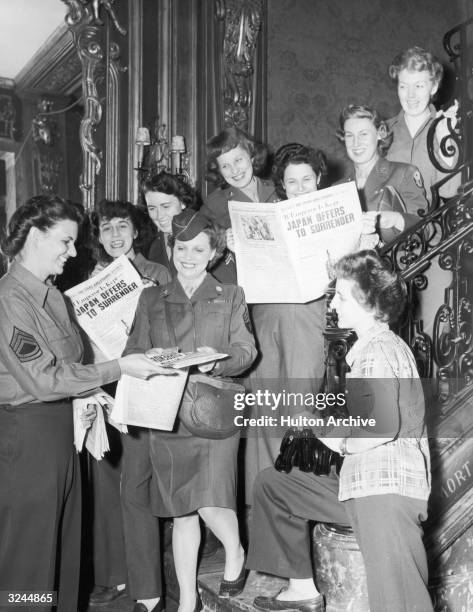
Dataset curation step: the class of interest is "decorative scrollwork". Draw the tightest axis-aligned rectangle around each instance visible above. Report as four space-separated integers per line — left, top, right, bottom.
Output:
83 0 127 35
0 93 16 140
217 0 264 131
62 0 125 210
380 176 473 401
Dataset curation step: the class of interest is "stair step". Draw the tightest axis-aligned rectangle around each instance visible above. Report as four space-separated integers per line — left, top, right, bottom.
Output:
199 570 287 612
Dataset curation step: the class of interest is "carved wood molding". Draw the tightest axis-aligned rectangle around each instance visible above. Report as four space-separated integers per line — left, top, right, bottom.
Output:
216 0 264 131
62 0 126 210
15 23 82 95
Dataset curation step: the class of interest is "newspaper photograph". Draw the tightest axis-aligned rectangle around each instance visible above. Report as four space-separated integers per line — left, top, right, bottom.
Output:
228 182 363 303
65 255 145 359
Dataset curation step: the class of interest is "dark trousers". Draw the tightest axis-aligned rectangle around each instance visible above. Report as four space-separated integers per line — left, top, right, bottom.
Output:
121 427 162 600
90 423 127 586
247 467 433 612
0 402 81 612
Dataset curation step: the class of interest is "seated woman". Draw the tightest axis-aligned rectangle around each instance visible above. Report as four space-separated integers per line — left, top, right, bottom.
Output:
88 200 171 612
338 104 428 246
200 127 278 283
141 171 199 274
247 250 432 612
123 210 257 612
245 143 329 502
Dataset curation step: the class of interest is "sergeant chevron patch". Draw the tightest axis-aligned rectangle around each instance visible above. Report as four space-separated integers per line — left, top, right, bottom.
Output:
9 326 43 362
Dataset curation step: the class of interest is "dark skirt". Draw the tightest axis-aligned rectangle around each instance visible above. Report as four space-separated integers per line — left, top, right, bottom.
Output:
0 401 81 612
149 424 240 517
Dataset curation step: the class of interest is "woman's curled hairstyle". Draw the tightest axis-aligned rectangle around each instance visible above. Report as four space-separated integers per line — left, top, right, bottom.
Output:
337 104 393 157
389 46 443 85
1 195 84 260
140 170 198 210
272 143 328 199
206 127 269 187
90 199 151 264
334 250 407 324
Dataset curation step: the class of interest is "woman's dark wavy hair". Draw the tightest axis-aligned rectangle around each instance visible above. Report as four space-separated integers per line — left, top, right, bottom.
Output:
168 217 226 270
89 199 153 264
140 171 199 210
272 143 328 199
389 46 443 85
205 127 269 187
337 104 393 157
333 250 407 324
1 195 84 260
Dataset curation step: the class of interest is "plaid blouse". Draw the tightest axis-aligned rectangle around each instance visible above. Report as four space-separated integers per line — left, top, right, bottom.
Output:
338 322 431 502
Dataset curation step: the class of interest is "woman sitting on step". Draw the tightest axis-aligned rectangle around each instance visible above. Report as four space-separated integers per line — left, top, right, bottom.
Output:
246 250 432 612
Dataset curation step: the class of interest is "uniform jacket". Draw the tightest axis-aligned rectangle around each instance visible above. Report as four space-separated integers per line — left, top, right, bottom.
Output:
200 177 278 284
146 232 176 277
200 177 278 230
132 252 171 285
124 274 256 378
341 157 428 244
387 105 459 202
0 261 120 405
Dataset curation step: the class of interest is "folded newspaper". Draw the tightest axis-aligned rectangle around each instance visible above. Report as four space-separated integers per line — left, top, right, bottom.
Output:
148 349 228 369
73 391 127 460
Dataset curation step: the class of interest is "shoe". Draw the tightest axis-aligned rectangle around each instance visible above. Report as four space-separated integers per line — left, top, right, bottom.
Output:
253 588 325 612
218 557 248 598
132 599 165 612
89 585 127 606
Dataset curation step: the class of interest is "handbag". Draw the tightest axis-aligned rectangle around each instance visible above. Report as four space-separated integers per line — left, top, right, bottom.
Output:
179 373 243 439
163 300 243 439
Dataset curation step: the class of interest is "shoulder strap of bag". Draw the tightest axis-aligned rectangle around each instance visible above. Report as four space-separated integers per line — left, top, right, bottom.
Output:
163 299 178 347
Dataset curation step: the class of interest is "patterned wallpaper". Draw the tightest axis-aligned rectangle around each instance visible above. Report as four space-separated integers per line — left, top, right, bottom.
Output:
266 0 468 181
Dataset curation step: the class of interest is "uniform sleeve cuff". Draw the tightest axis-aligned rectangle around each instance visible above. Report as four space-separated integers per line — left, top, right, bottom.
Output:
95 359 122 386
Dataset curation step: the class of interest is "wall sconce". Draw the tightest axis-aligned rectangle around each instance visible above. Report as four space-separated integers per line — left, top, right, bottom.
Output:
135 117 192 184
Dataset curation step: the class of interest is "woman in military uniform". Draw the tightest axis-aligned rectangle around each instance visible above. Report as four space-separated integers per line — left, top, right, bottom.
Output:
338 104 428 246
245 143 329 502
123 210 257 612
200 127 278 284
87 200 171 612
0 195 169 612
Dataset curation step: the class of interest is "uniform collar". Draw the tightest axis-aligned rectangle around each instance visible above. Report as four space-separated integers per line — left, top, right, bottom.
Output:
162 273 224 303
132 252 146 268
8 260 51 307
392 104 436 134
227 177 276 203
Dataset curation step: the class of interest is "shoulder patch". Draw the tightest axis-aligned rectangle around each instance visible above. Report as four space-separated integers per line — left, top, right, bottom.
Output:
243 305 253 334
9 326 43 363
413 170 424 189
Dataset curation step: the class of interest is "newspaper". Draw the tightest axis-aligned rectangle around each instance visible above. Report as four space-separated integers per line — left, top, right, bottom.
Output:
228 182 363 303
111 369 188 430
148 349 229 369
73 393 111 460
65 255 145 359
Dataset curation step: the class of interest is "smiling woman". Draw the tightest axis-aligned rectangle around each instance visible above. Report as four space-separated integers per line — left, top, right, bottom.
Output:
0 195 171 612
